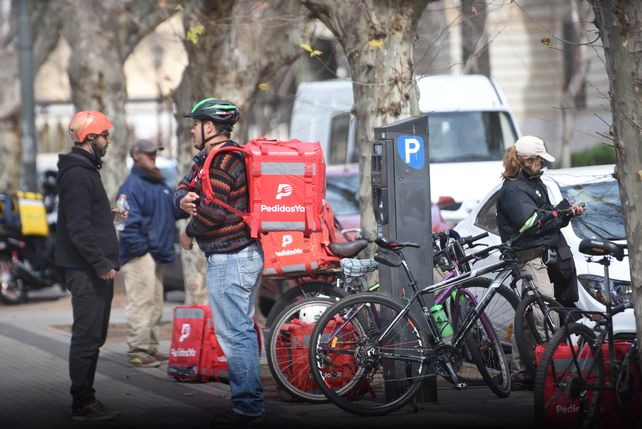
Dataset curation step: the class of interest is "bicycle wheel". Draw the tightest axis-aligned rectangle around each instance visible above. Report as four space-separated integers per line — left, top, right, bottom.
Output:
458 277 519 353
514 294 563 379
266 297 337 403
308 293 429 416
534 323 603 428
448 289 512 397
264 281 343 328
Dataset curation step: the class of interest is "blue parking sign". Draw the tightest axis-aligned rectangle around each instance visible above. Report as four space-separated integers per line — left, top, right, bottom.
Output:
397 135 425 170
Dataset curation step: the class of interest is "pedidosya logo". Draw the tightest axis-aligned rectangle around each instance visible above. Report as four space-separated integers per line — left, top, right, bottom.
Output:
275 183 292 200
170 322 196 358
261 183 305 213
275 233 303 257
179 323 191 342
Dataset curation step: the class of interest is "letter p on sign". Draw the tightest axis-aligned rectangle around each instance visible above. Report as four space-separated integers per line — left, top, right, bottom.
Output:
397 135 425 170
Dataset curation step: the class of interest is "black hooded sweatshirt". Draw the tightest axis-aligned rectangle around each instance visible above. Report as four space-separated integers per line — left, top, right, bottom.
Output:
54 147 120 276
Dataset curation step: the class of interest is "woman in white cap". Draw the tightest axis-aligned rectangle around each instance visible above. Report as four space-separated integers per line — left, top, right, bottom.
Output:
496 135 585 386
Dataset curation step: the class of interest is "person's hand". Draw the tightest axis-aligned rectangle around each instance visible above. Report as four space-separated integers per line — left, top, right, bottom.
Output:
112 207 129 223
571 203 586 217
180 192 200 216
180 230 194 250
99 268 117 280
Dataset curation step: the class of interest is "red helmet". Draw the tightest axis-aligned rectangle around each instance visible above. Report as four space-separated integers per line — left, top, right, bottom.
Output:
68 111 113 143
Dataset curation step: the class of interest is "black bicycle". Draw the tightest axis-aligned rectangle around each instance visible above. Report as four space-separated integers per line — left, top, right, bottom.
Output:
306 235 531 416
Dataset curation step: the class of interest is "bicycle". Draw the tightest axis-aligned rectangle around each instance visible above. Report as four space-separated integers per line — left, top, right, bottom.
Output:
533 237 640 428
265 231 492 403
306 234 542 416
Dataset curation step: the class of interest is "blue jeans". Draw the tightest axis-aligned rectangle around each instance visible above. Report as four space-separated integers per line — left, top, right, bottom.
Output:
206 242 264 416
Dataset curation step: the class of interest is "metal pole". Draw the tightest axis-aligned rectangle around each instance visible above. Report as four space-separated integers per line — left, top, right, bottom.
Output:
18 0 38 192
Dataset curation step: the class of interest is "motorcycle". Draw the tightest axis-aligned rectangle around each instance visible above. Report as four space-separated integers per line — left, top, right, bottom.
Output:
0 170 65 305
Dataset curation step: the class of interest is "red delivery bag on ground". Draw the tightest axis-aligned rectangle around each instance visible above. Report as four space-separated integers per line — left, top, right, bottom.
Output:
275 317 364 397
199 137 326 238
535 339 641 427
261 204 340 277
168 305 261 383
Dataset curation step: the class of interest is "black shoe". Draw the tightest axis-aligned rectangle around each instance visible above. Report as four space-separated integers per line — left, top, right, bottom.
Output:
209 410 264 427
72 400 121 422
511 371 533 391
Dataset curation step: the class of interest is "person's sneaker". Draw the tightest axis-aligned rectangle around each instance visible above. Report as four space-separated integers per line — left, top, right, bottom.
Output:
511 371 533 390
128 352 161 368
209 410 264 427
150 351 168 362
71 400 120 422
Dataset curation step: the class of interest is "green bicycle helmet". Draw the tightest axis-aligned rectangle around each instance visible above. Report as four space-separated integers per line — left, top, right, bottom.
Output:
185 98 240 150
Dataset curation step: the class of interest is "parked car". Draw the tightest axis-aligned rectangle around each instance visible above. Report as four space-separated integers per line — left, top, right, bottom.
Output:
455 164 635 336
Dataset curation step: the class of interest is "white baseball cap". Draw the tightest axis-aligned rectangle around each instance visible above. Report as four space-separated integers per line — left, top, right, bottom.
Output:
515 135 555 162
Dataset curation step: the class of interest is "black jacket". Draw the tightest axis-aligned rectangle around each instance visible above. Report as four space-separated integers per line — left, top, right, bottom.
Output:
54 147 120 276
496 170 570 250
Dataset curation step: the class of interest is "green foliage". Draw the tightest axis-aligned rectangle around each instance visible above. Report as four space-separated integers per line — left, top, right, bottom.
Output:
571 144 616 167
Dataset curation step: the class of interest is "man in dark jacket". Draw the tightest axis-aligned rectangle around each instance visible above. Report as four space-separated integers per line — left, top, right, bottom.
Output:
117 139 184 368
56 110 123 422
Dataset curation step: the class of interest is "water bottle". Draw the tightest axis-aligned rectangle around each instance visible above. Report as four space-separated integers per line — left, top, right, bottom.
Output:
430 304 453 338
114 194 129 231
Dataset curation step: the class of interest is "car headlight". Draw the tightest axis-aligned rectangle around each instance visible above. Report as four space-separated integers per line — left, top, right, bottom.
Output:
577 274 632 305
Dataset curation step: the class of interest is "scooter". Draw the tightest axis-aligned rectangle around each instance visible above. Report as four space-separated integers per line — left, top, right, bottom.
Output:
0 171 65 305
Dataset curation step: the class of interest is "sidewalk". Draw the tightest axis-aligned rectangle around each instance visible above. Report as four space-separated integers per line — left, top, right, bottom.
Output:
0 290 535 429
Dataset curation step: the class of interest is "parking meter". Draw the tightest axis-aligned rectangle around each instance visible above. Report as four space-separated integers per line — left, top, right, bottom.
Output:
371 114 436 401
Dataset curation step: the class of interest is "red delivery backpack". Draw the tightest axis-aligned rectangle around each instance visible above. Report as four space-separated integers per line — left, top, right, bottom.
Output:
261 203 340 277
535 339 641 427
275 317 370 398
167 305 261 383
199 137 325 238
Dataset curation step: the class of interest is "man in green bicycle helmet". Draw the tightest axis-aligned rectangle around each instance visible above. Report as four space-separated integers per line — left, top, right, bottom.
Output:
174 97 265 427
183 97 240 150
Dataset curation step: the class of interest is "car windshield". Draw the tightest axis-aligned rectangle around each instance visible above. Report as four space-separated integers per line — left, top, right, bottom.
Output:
326 174 359 216
428 111 517 163
560 179 625 240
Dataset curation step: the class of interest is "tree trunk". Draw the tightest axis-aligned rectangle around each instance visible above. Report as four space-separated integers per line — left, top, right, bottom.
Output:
590 0 642 356
60 0 178 199
172 0 310 307
461 0 490 77
560 0 591 168
302 0 430 242
0 0 61 191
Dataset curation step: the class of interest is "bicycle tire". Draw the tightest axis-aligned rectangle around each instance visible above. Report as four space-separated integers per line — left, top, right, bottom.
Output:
265 297 337 403
533 323 603 428
308 293 429 416
514 294 563 379
264 281 343 328
458 277 520 353
448 289 512 397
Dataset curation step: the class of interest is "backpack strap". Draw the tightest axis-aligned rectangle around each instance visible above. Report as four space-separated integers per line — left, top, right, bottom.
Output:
199 145 251 227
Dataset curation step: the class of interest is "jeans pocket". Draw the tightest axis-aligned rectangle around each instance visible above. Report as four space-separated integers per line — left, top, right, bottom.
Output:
237 251 263 290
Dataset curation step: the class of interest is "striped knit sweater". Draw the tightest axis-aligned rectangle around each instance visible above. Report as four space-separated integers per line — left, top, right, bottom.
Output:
174 140 254 254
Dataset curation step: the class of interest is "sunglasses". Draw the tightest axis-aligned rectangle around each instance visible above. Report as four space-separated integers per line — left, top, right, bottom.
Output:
98 131 111 139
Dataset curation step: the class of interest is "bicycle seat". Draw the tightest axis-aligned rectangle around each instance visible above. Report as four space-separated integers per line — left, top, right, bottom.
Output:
328 239 369 258
579 238 625 261
375 237 420 250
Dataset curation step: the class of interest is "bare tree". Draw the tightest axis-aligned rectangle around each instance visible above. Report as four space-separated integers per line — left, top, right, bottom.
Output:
172 0 311 306
461 0 490 76
589 0 642 351
302 0 431 240
0 0 61 191
59 0 178 198
559 0 592 168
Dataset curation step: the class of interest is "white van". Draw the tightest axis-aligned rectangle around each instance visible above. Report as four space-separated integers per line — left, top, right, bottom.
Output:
289 75 521 224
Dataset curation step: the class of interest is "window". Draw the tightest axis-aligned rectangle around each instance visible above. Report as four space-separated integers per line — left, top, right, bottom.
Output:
561 180 625 240
474 191 500 236
328 113 350 164
428 112 518 163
